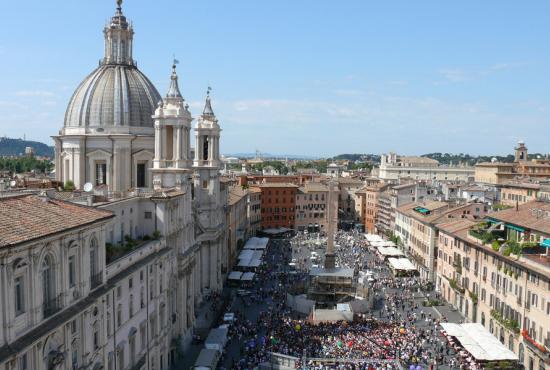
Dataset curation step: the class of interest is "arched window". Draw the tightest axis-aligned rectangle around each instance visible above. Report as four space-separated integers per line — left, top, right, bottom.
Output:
42 255 56 316
508 334 514 352
202 137 209 161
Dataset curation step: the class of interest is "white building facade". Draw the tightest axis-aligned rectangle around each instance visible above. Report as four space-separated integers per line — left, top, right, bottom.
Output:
0 2 226 370
379 153 475 182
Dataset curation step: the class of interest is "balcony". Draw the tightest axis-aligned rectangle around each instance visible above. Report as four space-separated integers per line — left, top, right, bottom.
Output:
490 309 519 334
90 271 103 290
43 295 62 318
522 330 549 356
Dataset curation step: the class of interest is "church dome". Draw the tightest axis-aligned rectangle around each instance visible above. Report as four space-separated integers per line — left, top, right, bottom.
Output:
64 64 161 128
63 1 161 129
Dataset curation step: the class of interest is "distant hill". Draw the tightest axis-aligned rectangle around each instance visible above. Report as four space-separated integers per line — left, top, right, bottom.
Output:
421 152 547 166
224 152 319 160
331 154 380 162
0 137 54 158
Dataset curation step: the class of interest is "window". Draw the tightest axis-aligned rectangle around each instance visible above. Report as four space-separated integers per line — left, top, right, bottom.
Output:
71 319 77 335
117 285 122 298
144 211 152 219
129 334 136 367
117 304 122 328
19 353 28 370
42 255 55 310
202 136 209 160
137 163 146 188
117 347 124 370
15 276 25 315
129 294 134 317
129 278 133 290
95 162 107 185
93 324 99 350
72 341 79 369
68 256 76 288
90 237 98 278
140 324 146 351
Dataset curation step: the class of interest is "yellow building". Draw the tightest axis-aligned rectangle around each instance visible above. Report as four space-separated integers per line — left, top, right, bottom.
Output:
436 203 550 370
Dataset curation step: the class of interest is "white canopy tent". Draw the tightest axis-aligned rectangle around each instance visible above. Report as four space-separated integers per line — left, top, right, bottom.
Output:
440 323 518 361
243 237 269 250
377 246 404 257
387 258 416 271
238 250 254 261
228 271 243 281
364 234 383 243
262 227 291 235
237 258 262 268
241 272 255 281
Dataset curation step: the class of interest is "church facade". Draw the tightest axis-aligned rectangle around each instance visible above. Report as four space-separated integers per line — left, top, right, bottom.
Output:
0 2 226 370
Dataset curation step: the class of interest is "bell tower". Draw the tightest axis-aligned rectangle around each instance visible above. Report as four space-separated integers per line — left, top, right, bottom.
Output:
193 90 222 228
193 90 224 294
515 141 528 162
151 62 193 190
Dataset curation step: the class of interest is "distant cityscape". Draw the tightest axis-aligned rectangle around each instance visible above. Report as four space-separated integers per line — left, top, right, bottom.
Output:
0 1 549 370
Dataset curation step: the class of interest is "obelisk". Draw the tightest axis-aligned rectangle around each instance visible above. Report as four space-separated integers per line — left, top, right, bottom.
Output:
324 179 337 269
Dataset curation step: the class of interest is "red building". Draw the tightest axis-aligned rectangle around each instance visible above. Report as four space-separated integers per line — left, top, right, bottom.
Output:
252 183 299 230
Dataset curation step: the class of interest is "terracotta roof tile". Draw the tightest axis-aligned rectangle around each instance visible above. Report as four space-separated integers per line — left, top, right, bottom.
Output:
0 195 114 248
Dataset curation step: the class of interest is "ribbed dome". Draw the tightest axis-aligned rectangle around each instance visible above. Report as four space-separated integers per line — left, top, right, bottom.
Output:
64 64 161 128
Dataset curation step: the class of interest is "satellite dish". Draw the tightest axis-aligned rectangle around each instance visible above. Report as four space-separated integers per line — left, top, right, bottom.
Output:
10 180 16 187
83 182 93 192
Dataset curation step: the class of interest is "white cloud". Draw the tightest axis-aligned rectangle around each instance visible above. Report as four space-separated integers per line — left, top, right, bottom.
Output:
438 68 468 82
437 62 528 83
332 89 364 96
15 90 56 97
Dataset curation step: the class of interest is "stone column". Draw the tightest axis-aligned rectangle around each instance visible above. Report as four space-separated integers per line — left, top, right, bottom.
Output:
154 125 161 166
174 127 182 162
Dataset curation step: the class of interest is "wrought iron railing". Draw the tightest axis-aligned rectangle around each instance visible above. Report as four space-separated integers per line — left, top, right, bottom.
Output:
43 295 62 318
90 271 103 289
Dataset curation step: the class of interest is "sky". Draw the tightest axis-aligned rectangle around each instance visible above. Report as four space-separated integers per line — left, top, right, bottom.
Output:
0 0 549 157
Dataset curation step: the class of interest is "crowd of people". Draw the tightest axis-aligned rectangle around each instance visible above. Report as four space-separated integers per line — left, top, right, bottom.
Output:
215 231 480 370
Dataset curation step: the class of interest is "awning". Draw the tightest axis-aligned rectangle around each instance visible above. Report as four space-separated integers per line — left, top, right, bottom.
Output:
238 250 254 261
506 224 525 232
243 237 269 250
440 323 518 361
377 246 404 257
241 272 255 281
387 258 416 271
541 239 550 248
228 271 243 280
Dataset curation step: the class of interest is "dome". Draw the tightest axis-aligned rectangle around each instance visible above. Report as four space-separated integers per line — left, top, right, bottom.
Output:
64 64 161 128
63 2 161 129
